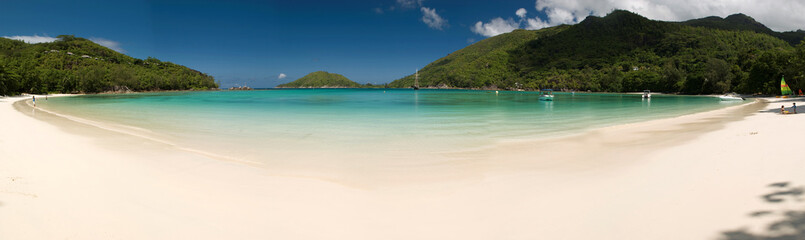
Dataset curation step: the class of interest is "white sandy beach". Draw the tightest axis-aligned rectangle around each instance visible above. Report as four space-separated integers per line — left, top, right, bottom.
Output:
1 95 804 240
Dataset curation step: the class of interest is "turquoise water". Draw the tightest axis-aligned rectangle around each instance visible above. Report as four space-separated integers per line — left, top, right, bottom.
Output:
41 89 741 167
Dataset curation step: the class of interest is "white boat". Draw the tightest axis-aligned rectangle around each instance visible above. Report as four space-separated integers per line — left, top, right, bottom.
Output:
642 90 651 98
539 89 554 101
719 93 745 101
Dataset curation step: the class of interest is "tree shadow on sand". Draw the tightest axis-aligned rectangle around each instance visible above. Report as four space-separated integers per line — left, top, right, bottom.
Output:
721 182 805 240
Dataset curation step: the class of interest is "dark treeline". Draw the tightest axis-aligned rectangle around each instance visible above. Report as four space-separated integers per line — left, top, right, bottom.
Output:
390 10 805 95
0 35 217 96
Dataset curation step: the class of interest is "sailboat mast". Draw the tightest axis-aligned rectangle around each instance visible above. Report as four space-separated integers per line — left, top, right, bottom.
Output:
415 69 419 88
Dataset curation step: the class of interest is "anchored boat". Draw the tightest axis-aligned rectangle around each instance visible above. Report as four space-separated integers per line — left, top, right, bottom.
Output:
642 90 651 98
539 89 554 101
412 69 420 90
719 93 745 101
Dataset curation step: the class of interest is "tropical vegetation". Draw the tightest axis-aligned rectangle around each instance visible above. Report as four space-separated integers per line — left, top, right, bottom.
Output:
276 71 361 88
389 10 805 95
0 35 217 96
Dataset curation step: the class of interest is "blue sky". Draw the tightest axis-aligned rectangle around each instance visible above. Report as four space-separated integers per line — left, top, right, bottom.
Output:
3 0 805 88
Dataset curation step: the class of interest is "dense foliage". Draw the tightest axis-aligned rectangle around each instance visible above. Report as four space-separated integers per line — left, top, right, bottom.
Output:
682 14 805 46
389 10 805 95
0 35 217 96
276 71 361 88
390 26 568 89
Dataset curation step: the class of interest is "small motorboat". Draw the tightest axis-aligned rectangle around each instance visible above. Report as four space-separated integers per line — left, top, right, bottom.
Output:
719 93 745 101
642 90 651 98
539 89 554 101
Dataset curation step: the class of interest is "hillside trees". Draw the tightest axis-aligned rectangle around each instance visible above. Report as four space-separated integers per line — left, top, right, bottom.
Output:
277 71 360 88
0 36 217 96
389 10 804 95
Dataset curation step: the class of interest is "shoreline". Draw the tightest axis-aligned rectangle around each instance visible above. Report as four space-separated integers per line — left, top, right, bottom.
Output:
13 98 265 167
11 87 774 96
20 93 752 188
2 95 804 239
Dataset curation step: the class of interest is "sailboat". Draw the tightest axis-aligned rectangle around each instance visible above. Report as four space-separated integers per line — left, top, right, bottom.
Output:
412 69 420 90
781 76 792 96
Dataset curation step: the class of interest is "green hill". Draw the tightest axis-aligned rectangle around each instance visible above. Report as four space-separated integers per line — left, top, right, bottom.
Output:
0 35 217 96
389 10 805 95
389 26 568 89
276 71 360 88
682 14 805 46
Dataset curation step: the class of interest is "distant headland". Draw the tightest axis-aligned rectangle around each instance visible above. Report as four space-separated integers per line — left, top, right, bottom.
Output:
276 71 361 88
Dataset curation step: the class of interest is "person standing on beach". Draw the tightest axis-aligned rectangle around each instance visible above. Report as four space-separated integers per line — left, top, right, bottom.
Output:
32 96 35 107
793 103 797 114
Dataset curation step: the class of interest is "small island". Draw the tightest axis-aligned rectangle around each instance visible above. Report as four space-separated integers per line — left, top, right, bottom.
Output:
275 71 361 88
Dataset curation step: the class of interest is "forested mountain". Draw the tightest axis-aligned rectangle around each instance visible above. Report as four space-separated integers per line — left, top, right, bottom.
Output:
682 14 805 46
390 26 569 89
389 10 805 95
0 35 217 96
276 71 361 88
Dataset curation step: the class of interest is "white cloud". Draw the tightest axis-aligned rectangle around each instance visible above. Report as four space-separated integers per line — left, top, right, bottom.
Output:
89 37 125 53
516 8 528 18
472 17 519 37
278 73 287 79
382 0 448 31
3 35 127 52
531 0 805 31
471 0 805 37
2 35 59 44
421 7 447 30
397 0 424 9
525 18 550 30
544 8 578 25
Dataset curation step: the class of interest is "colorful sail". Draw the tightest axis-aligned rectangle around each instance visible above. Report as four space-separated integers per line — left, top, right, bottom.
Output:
781 76 793 95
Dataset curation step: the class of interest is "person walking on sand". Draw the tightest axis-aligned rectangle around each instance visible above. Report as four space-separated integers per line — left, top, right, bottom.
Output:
32 95 35 107
793 103 797 114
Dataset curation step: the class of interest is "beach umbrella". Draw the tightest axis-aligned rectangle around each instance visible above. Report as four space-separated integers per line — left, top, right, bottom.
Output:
781 76 793 95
